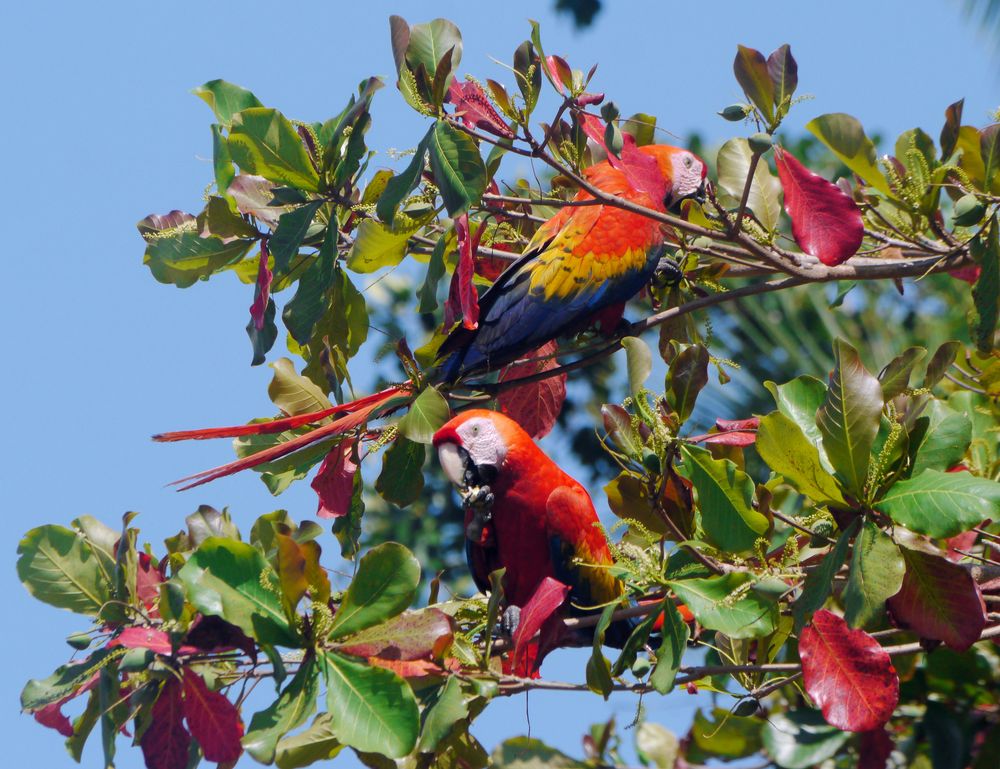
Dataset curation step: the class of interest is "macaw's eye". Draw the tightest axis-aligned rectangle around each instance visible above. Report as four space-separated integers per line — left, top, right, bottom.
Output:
683 154 694 168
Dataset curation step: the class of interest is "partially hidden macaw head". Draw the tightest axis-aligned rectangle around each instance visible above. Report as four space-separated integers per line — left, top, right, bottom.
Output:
640 144 708 209
433 409 526 490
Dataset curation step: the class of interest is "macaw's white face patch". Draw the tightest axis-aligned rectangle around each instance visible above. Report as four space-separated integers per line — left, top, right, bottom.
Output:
437 416 509 488
670 151 707 201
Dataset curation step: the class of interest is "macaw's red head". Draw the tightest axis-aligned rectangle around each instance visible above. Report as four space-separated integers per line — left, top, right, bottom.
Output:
433 409 527 489
639 144 708 210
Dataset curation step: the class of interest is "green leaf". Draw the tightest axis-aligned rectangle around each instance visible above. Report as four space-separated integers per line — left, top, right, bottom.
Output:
275 713 342 768
269 201 323 273
756 412 845 506
328 542 420 639
765 375 829 461
513 41 541 116
21 647 126 711
716 138 782 231
665 344 710 423
405 19 463 92
669 573 778 639
691 708 762 759
243 657 320 764
268 357 333 417
211 123 236 195
17 525 112 615
196 195 257 240
418 234 449 313
229 108 320 192
733 45 775 124
332 472 365 559
650 600 689 694
621 336 652 395
491 736 587 768
843 520 904 628
377 129 431 227
428 120 487 217
970 220 1000 353
805 114 893 196
376 437 426 507
301 268 369 391
878 346 927 400
982 124 1000 192
876 469 1000 538
322 652 419 758
586 604 616 698
793 522 855 630
761 710 849 769
604 471 667 535
142 227 253 287
816 339 884 497
418 677 469 753
178 537 298 646
678 444 770 554
346 219 415 273
397 386 450 444
909 399 973 476
194 80 263 125
248 297 279 366
283 222 338 345
924 341 962 388
611 597 668 676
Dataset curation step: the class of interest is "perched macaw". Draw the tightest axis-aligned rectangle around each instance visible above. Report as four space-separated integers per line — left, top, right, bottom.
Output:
433 408 633 652
436 143 707 381
155 143 706 488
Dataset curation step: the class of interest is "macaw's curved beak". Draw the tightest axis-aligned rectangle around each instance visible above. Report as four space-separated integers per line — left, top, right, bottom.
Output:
693 177 707 203
437 442 498 489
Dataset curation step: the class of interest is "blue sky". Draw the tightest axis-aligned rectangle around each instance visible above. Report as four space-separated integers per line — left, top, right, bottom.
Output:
2 1 996 767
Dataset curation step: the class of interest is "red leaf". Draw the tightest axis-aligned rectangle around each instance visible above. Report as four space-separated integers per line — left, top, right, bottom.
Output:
775 147 864 266
687 431 757 446
111 628 174 655
498 341 567 439
545 55 573 94
946 528 979 562
510 577 570 677
367 657 444 678
336 609 454 660
716 417 760 432
445 213 481 331
949 265 981 284
886 548 987 651
136 552 166 615
311 439 359 519
183 615 256 659
249 240 273 331
799 610 899 732
182 670 244 763
578 112 667 203
858 727 894 769
33 701 74 737
141 679 191 769
447 80 513 139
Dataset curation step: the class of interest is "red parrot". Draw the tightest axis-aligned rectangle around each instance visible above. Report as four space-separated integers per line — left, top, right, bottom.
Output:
433 408 633 656
154 142 706 487
437 143 707 381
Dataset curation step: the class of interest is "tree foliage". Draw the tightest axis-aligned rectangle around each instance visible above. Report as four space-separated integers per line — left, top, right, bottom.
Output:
18 15 1000 769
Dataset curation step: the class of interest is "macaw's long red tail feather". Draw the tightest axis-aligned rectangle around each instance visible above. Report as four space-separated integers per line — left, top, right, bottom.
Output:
152 386 406 442
158 385 410 491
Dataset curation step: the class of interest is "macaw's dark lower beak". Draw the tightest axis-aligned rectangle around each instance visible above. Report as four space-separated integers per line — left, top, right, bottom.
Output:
692 178 707 204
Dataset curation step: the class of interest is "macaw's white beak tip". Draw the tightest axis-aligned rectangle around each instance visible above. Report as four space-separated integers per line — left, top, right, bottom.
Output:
437 442 465 487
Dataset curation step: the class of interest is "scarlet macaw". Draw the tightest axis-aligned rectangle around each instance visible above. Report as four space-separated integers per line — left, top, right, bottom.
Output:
155 143 706 486
436 142 707 381
433 408 633 647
